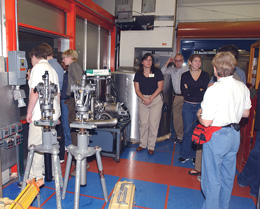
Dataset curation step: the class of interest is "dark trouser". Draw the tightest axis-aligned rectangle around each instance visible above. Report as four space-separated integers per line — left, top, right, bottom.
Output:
67 97 77 146
180 101 200 159
237 130 260 196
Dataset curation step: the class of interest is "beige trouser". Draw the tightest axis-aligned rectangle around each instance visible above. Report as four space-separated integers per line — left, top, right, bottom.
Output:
173 95 184 140
195 145 202 172
138 95 163 150
28 123 44 180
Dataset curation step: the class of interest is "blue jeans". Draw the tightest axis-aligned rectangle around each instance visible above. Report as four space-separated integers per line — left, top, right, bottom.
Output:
201 127 240 209
180 101 200 159
237 130 260 196
61 99 72 147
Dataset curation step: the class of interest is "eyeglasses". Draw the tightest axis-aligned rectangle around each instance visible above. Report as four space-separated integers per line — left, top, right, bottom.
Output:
175 59 183 62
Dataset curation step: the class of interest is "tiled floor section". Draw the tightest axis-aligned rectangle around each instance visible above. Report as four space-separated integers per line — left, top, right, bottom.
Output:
3 139 257 209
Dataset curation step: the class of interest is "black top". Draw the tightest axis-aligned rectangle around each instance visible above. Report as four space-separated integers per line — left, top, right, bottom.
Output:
181 70 210 103
134 69 164 95
255 88 260 131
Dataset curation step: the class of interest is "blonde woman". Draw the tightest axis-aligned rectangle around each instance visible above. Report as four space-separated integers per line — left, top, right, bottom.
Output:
179 54 209 164
62 49 83 146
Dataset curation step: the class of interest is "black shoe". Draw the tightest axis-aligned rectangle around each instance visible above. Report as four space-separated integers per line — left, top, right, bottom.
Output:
250 191 257 197
179 157 189 163
192 158 195 165
237 177 247 187
175 138 182 145
17 181 22 189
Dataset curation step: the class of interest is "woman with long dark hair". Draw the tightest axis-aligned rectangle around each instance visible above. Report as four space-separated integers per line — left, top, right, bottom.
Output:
179 54 210 164
133 53 164 155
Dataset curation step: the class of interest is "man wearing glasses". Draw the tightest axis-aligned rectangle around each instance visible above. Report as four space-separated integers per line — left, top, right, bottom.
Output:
161 53 189 144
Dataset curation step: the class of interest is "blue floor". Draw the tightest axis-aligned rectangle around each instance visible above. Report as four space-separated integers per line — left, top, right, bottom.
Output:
3 139 257 209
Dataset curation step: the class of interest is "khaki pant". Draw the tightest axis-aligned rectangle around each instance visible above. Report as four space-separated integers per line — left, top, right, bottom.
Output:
28 123 44 180
173 95 184 139
138 95 163 150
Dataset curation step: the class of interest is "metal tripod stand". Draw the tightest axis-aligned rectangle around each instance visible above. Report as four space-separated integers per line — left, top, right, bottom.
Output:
61 73 108 209
22 71 63 209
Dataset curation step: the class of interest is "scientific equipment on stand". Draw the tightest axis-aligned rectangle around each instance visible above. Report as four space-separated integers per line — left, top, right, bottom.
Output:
86 69 130 124
84 70 131 162
22 71 63 209
62 72 109 209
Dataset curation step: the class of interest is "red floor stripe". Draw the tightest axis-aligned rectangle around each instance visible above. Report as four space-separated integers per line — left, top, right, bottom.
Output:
171 144 176 166
41 191 56 207
131 150 138 160
164 185 170 209
135 205 152 209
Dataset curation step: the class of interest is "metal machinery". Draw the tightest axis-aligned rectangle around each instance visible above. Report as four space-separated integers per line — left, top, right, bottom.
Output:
86 69 131 162
0 51 27 197
62 70 130 209
22 71 63 209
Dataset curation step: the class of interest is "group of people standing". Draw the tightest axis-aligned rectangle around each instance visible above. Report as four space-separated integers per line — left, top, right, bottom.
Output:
25 42 257 209
26 44 83 181
133 45 254 209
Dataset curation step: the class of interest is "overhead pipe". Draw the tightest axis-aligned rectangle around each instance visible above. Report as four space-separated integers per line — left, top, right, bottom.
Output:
177 21 260 38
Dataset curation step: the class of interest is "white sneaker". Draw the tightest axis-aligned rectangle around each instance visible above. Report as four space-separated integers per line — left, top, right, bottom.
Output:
197 175 201 182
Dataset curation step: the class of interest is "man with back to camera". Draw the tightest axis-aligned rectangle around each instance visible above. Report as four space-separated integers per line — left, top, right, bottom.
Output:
197 52 251 209
209 44 246 85
26 45 60 182
161 53 189 144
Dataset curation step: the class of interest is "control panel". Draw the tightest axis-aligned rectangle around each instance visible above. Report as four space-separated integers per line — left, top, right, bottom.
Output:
8 51 28 86
0 122 23 149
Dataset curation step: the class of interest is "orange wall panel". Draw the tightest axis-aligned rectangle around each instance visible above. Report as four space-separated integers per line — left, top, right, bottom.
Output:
5 0 17 52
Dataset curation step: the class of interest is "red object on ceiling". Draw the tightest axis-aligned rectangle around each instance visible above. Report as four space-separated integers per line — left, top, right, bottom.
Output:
177 21 260 38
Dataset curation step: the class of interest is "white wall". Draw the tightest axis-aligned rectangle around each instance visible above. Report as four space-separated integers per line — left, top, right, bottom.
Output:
120 27 174 67
119 0 176 67
177 0 260 22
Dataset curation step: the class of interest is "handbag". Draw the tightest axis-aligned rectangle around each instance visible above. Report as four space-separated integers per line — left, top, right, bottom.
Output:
192 124 222 144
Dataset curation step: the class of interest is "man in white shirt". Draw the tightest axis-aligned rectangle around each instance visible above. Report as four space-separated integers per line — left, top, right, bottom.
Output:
161 54 189 143
26 45 60 181
197 52 251 209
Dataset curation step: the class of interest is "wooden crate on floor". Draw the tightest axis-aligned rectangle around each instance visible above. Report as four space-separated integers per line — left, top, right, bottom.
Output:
109 181 135 209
